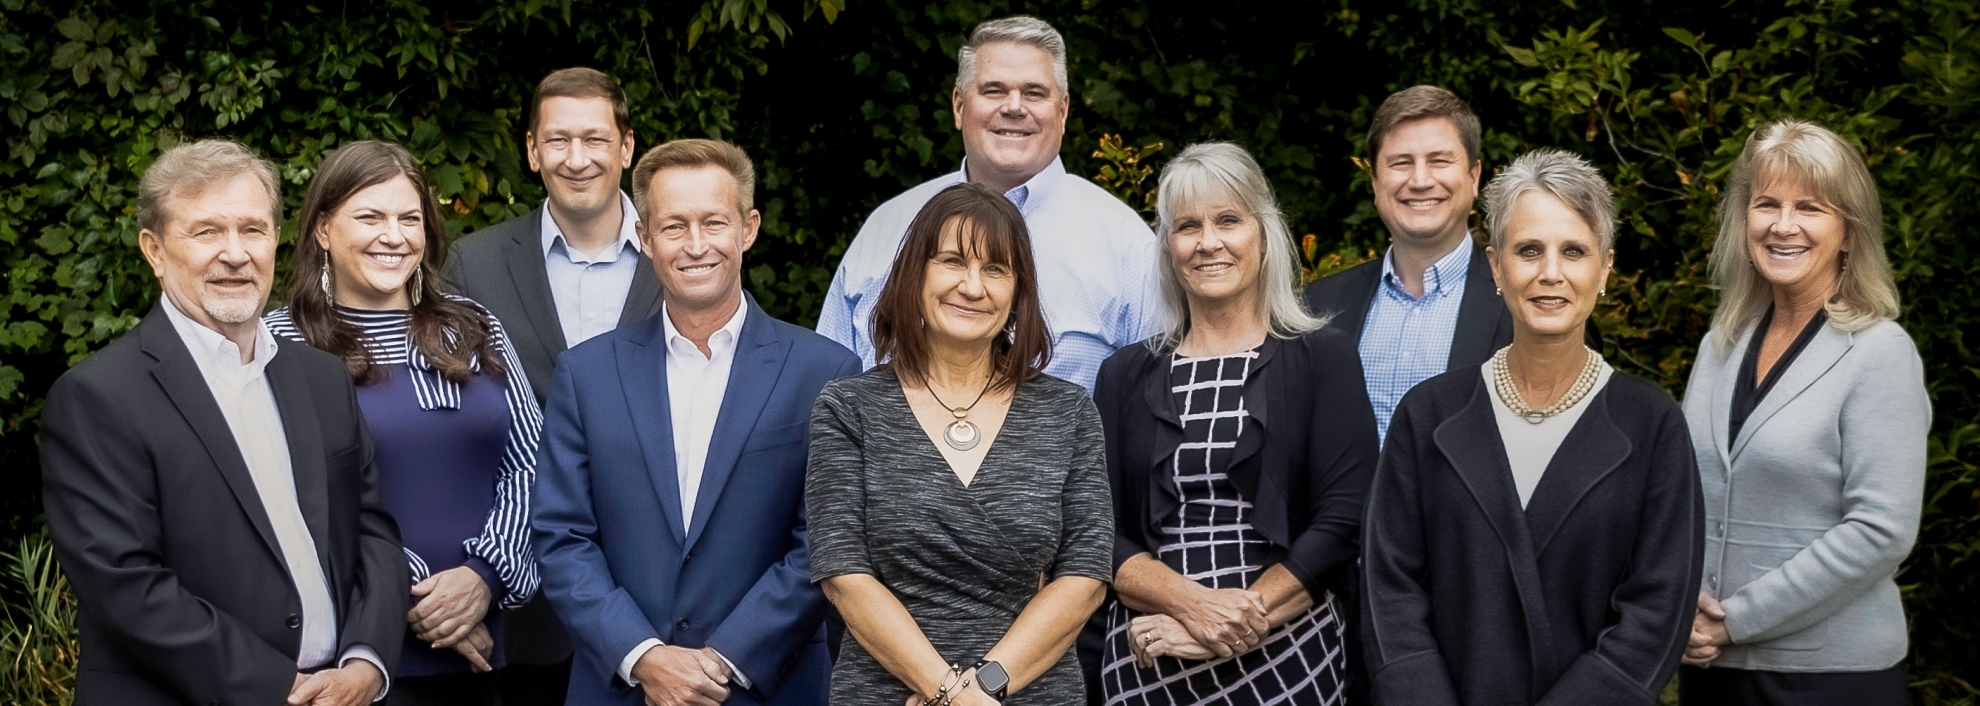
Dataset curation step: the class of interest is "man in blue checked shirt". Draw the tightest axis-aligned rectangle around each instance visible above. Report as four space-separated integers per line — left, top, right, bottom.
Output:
1304 86 1517 445
816 16 1165 393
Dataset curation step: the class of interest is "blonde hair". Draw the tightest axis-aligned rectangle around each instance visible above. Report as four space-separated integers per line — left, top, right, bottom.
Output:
1148 142 1327 353
1709 120 1900 346
630 138 756 219
138 139 281 233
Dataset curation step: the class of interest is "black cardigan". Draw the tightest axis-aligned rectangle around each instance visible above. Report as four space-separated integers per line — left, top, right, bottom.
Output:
1361 366 1703 705
1094 327 1382 599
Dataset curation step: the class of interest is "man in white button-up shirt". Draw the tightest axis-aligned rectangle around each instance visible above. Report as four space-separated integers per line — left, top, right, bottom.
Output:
40 140 406 705
817 16 1165 393
534 138 859 706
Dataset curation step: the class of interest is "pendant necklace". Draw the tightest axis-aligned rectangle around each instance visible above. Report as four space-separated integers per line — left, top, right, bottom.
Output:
926 375 994 451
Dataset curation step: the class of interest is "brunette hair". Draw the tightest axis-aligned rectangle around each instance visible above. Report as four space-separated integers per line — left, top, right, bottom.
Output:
285 140 506 384
869 183 1050 391
530 67 633 137
1367 85 1482 165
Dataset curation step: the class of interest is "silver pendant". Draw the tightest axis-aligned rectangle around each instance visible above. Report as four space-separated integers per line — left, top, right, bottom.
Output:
1521 411 1548 425
943 419 981 451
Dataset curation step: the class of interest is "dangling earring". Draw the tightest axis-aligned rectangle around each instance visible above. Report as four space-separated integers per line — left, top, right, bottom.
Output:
1840 250 1850 273
320 259 334 301
409 267 424 307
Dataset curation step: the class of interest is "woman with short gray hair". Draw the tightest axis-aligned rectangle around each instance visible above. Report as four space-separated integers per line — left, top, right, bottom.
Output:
1676 120 1925 706
1092 142 1380 706
1361 149 1703 704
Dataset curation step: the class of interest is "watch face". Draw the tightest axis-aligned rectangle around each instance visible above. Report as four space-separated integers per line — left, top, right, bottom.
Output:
978 661 1010 697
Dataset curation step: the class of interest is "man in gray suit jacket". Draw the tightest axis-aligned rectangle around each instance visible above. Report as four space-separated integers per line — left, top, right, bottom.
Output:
441 67 663 705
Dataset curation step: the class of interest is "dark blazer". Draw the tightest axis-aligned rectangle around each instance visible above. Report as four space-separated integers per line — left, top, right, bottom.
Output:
442 203 663 665
1302 242 1513 370
532 296 861 706
40 301 407 706
1361 368 1703 705
1097 329 1381 598
442 204 664 405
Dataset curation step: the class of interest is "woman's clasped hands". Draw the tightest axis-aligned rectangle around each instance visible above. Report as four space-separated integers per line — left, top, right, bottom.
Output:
1128 585 1268 668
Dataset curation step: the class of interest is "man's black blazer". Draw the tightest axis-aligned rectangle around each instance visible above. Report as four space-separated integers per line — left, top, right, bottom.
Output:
1301 242 1514 371
441 204 664 405
40 301 407 706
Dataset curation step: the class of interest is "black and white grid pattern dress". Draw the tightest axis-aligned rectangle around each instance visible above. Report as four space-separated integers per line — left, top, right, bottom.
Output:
1101 349 1347 706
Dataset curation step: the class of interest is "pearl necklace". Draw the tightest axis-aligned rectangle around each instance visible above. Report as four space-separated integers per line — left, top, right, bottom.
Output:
1491 345 1603 424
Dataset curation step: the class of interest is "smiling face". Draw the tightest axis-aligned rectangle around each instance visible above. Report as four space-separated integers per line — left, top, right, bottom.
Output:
528 96 635 220
316 175 426 310
637 164 758 316
1168 194 1265 318
1489 191 1613 341
138 173 279 335
1746 175 1848 302
953 41 1067 190
1373 116 1482 248
921 218 1018 351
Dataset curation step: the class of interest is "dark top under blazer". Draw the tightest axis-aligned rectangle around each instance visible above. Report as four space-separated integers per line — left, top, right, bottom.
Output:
39 302 407 706
441 204 664 405
1301 242 1513 370
1095 328 1382 599
532 296 861 706
1361 367 1703 706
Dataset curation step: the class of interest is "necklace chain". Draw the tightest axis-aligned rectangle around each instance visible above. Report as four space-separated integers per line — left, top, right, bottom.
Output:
1491 345 1603 424
926 374 993 420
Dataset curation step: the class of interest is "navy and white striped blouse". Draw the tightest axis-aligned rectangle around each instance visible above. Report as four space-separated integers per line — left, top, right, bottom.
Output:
266 295 542 609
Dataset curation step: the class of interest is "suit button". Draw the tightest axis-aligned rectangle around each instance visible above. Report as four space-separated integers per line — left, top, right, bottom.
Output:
287 614 302 629
676 619 691 631
1708 574 1718 589
1716 521 1726 536
684 552 695 563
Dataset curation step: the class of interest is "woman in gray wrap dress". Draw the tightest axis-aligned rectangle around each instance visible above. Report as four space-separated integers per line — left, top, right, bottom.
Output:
807 182 1114 706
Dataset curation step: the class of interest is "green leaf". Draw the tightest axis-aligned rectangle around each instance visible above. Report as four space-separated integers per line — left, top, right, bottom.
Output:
1504 45 1542 67
55 17 91 41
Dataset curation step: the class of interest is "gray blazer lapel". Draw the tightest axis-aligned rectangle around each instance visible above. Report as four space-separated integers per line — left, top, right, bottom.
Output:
504 210 568 363
138 306 287 567
1731 322 1852 461
1710 319 1760 472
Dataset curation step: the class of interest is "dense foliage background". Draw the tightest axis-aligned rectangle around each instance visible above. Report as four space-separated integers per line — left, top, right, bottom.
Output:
3 0 1976 701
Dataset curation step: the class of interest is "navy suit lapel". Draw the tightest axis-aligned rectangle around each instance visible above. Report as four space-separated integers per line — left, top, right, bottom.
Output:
1448 242 1506 370
506 211 568 365
616 317 687 546
138 304 287 567
685 299 790 551
1335 261 1379 339
266 344 338 587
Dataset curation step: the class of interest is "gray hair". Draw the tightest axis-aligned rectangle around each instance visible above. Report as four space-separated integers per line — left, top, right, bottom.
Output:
1149 142 1327 353
1708 119 1898 345
1481 149 1617 252
138 139 282 234
955 16 1069 96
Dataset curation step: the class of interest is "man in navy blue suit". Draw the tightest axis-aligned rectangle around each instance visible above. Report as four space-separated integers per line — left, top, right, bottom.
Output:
532 138 860 706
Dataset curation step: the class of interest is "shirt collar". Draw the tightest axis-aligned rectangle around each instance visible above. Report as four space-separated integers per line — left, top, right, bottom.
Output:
661 296 750 362
955 156 1065 214
159 292 279 374
541 190 642 260
1379 235 1474 300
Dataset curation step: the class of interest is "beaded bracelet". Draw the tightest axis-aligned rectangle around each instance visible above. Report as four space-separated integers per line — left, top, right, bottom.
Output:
920 664 965 706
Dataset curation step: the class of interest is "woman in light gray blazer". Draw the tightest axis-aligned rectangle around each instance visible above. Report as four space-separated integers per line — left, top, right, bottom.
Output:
1677 119 1928 705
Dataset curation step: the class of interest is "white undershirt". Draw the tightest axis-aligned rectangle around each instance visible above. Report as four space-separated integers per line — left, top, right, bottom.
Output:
618 297 752 689
159 296 386 698
1482 359 1615 508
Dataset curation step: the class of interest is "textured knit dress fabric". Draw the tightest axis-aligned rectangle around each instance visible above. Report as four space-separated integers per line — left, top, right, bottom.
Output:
266 299 542 678
1099 350 1346 706
807 367 1115 706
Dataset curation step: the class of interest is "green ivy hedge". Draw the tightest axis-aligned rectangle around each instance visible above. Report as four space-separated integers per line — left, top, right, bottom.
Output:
3 0 1975 700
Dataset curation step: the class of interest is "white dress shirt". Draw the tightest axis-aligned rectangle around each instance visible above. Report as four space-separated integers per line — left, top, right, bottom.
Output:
816 157 1166 391
543 191 643 348
159 296 387 697
618 298 753 689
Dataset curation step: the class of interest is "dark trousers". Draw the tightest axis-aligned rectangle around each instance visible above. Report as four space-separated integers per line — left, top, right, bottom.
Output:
1679 664 1907 706
387 670 502 706
499 594 573 705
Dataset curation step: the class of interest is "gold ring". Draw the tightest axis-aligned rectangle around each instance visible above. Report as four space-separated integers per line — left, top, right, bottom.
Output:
1142 633 1157 646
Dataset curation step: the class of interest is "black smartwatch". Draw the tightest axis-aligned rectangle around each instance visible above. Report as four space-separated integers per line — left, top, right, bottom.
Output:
972 659 1009 700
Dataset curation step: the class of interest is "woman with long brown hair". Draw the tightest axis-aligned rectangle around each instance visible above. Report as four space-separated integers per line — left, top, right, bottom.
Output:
266 140 542 705
806 182 1113 706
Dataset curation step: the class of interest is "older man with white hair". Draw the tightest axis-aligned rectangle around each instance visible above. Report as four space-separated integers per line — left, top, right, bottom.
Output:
40 139 407 706
817 15 1165 393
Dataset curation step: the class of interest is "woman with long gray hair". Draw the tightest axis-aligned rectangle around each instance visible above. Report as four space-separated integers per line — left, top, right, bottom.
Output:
1359 149 1702 704
1676 120 1925 705
1091 142 1380 705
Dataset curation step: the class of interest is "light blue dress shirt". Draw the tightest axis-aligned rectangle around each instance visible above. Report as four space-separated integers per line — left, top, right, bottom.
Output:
1360 236 1473 443
816 157 1165 392
542 191 642 348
